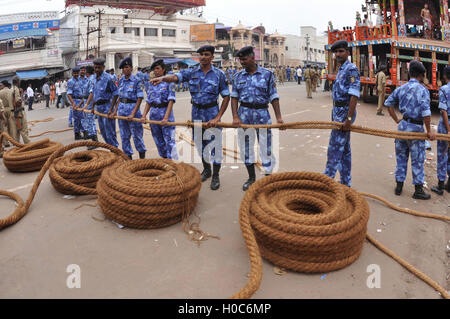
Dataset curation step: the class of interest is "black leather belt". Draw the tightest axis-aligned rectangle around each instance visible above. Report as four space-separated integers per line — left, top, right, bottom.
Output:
403 115 423 126
334 100 348 107
240 102 269 109
95 99 109 106
72 96 84 100
191 100 218 109
120 98 137 104
151 102 169 108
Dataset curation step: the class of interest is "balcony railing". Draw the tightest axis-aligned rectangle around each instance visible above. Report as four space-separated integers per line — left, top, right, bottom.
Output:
328 24 392 44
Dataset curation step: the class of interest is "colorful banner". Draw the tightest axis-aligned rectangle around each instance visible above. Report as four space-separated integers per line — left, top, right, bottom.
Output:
12 39 25 48
190 24 215 42
0 20 60 34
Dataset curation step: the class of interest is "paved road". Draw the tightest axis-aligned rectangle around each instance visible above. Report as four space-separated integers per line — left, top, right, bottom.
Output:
0 82 448 298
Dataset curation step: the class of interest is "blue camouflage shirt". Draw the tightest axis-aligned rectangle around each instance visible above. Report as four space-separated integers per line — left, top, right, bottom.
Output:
118 75 144 102
385 79 431 121
231 66 279 104
438 83 450 115
67 76 84 100
176 65 230 105
146 82 176 105
90 71 119 102
333 60 361 103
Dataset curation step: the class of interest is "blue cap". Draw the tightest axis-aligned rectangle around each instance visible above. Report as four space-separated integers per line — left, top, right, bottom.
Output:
150 59 165 71
331 40 348 52
236 46 254 58
72 67 80 72
119 57 132 69
93 58 106 66
197 45 215 54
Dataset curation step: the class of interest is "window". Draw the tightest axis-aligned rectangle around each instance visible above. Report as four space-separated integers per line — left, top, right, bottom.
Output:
162 29 176 37
109 27 116 34
144 28 158 36
124 27 140 36
285 46 288 51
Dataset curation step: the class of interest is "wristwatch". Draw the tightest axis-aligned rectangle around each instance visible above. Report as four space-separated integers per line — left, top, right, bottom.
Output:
347 116 352 121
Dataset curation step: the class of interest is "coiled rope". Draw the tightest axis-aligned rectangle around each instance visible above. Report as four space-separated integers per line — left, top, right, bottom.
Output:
0 141 127 229
97 159 201 229
49 150 128 195
0 132 63 172
231 172 450 299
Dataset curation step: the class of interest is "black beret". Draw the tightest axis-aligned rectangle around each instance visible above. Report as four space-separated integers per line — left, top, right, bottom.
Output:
93 58 106 66
409 60 426 74
197 45 215 54
236 46 254 58
331 40 349 52
444 66 450 78
1 80 9 86
72 67 80 72
150 59 165 71
119 57 132 69
85 66 94 74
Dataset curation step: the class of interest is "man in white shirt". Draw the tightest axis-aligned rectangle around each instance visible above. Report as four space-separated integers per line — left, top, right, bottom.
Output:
61 79 68 108
26 84 34 111
55 80 62 108
296 67 302 85
42 81 50 108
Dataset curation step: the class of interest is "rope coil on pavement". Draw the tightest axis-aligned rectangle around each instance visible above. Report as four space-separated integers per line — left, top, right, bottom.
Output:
0 132 63 172
0 141 128 229
232 172 449 299
49 150 128 195
96 159 202 229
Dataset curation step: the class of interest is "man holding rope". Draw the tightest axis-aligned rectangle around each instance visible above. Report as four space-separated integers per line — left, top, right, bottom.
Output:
324 40 360 187
384 60 436 200
84 58 120 148
67 67 86 141
231 46 284 191
150 45 230 191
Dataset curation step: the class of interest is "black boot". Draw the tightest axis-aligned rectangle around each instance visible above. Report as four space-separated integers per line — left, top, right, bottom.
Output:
139 152 146 159
446 178 450 193
74 132 82 140
243 164 256 191
413 184 431 200
395 181 404 196
201 159 212 182
82 131 89 140
87 135 98 150
210 164 221 191
127 155 132 160
431 181 445 196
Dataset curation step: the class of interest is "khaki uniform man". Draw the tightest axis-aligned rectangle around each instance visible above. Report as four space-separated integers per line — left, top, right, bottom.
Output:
376 65 387 116
312 67 318 92
11 77 30 144
278 67 284 85
304 66 313 99
0 81 17 143
0 98 6 150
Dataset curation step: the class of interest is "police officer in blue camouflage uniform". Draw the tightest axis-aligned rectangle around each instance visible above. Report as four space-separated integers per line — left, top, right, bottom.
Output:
110 57 146 160
84 58 119 148
67 67 86 140
78 66 90 140
323 40 360 187
432 66 450 195
142 59 178 160
384 60 436 200
81 65 98 147
231 46 284 191
150 45 230 191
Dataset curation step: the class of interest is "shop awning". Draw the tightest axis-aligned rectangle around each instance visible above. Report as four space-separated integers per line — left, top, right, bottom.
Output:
181 58 200 66
0 29 51 42
16 69 48 80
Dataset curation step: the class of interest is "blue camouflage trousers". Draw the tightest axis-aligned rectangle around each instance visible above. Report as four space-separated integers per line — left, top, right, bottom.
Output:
437 120 450 182
395 121 426 185
68 107 73 125
72 99 84 134
324 106 356 187
82 102 97 136
238 106 275 174
150 107 178 159
192 105 222 165
118 102 146 156
96 102 119 148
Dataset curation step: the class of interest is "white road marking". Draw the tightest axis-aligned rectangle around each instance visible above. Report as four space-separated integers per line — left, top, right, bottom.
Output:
7 183 34 192
284 109 311 117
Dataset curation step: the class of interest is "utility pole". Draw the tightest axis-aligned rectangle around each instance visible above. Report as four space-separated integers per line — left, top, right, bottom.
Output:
305 34 310 65
84 9 104 60
96 9 104 58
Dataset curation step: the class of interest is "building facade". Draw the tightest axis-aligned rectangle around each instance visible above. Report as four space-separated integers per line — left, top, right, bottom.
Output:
0 11 65 81
284 26 327 67
61 5 207 70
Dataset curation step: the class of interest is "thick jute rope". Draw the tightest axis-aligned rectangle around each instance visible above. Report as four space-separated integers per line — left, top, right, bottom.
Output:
0 141 128 229
49 150 128 195
96 159 202 230
0 132 63 172
231 172 449 299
